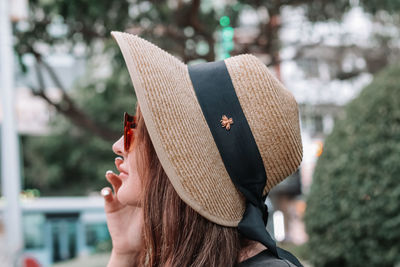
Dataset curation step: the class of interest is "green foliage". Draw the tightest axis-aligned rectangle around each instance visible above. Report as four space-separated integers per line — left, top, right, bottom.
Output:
305 64 400 267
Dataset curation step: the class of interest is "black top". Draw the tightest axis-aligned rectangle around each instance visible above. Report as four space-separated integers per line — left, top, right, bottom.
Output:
239 250 298 267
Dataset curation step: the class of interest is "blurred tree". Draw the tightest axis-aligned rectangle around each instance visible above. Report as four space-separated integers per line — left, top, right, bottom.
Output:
304 64 400 267
21 66 136 195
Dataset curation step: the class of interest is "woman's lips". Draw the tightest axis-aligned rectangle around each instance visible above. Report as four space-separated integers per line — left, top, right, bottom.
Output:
115 159 129 180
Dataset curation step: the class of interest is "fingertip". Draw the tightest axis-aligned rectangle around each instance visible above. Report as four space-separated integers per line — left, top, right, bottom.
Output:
102 187 124 213
106 170 114 176
101 187 113 202
101 187 111 196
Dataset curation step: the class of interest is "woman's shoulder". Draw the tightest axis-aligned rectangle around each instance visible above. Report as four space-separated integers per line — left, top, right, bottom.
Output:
239 249 298 267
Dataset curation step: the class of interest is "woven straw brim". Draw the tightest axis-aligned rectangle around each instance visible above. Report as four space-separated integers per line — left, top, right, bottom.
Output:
111 31 302 227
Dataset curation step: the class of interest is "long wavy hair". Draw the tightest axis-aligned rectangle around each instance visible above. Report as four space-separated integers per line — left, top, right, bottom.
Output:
133 104 250 266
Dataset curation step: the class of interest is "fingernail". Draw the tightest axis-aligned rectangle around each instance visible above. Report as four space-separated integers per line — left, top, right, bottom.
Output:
101 188 110 197
115 157 123 161
106 170 114 175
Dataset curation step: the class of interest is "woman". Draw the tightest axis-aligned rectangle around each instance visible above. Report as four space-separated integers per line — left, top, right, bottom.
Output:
101 31 303 267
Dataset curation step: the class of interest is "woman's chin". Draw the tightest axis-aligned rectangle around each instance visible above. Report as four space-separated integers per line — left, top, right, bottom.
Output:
116 189 141 206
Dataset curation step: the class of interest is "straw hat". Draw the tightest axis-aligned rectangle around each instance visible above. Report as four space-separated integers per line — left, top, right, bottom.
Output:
111 31 303 227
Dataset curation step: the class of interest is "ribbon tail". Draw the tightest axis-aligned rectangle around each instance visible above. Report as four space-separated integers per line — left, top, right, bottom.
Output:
238 202 304 267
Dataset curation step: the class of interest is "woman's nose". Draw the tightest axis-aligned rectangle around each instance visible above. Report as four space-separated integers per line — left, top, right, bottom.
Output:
112 136 125 157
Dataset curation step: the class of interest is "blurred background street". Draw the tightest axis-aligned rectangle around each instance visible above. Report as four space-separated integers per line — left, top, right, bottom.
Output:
1 0 400 266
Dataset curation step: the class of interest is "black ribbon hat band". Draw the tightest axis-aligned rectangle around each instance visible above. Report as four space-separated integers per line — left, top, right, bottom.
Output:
188 60 303 267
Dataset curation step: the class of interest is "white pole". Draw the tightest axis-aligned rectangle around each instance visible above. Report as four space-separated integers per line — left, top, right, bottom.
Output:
0 0 24 264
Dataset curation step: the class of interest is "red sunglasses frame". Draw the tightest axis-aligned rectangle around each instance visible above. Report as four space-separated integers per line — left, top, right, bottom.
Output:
124 112 137 152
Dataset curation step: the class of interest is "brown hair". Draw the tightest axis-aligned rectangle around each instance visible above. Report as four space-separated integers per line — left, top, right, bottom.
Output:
133 104 247 266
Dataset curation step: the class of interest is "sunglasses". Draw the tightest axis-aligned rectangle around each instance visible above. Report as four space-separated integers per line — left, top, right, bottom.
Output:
124 112 137 152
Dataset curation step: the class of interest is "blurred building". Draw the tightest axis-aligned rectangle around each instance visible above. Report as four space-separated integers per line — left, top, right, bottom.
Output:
0 197 109 267
0 41 97 266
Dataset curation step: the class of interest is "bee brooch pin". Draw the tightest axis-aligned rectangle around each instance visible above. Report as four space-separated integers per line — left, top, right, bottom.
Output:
220 115 234 130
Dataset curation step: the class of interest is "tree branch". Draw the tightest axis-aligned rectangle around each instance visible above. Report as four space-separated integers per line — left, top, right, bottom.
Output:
31 52 120 141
